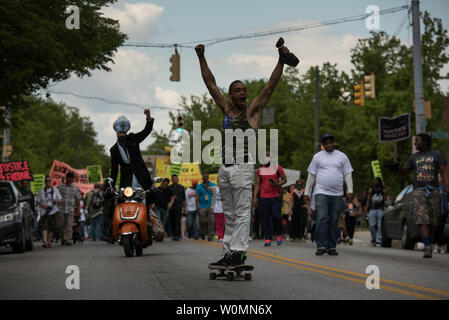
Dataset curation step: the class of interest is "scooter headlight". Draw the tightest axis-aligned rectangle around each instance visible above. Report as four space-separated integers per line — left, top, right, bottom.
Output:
124 187 134 198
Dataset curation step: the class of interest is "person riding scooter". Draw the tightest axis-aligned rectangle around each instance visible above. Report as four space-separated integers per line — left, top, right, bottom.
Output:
108 109 155 239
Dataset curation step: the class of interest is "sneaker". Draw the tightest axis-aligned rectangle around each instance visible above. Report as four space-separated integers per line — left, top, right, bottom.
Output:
209 255 231 269
276 236 283 246
327 248 339 256
264 239 271 247
316 247 327 256
230 252 247 267
433 247 439 254
423 246 432 258
46 242 53 248
348 239 353 246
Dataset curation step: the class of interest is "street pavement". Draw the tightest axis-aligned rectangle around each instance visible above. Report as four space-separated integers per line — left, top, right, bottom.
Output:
0 231 448 300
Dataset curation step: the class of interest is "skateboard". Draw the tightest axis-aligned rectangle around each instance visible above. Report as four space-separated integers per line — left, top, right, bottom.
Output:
208 265 254 281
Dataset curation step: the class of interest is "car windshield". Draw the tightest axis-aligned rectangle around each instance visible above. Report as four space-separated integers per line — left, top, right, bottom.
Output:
0 184 16 210
395 185 413 204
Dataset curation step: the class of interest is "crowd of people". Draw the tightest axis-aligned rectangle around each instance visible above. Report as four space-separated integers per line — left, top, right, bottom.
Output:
16 160 448 257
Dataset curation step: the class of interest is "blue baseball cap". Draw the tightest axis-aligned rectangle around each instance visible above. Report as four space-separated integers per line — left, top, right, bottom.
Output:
321 133 335 143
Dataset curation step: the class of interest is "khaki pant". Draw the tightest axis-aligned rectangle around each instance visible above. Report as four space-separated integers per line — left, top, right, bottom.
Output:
62 211 75 242
199 208 215 240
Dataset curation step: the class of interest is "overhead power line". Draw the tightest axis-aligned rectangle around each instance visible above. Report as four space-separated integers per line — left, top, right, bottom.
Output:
46 90 179 110
123 5 410 49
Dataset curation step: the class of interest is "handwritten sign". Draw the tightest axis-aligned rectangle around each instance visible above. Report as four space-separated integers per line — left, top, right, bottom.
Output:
371 160 383 180
31 174 45 194
0 161 33 182
49 160 93 195
87 165 102 184
378 113 410 143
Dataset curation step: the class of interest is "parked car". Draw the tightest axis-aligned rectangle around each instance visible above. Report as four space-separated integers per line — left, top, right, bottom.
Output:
0 181 34 253
382 185 421 249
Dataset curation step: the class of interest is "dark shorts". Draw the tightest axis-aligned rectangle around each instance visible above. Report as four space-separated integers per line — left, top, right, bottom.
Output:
39 213 58 232
412 189 439 227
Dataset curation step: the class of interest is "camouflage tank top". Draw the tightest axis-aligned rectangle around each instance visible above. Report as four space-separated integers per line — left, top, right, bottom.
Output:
221 106 256 165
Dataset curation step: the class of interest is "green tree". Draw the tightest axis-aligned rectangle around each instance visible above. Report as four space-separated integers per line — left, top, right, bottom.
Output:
10 96 110 177
0 0 126 107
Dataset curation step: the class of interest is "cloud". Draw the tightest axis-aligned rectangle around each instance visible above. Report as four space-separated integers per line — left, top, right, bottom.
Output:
155 86 181 106
221 20 360 77
101 2 164 42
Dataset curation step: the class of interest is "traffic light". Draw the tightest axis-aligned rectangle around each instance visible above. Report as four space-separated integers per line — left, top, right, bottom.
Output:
364 72 375 99
354 81 364 106
169 49 180 82
176 113 183 128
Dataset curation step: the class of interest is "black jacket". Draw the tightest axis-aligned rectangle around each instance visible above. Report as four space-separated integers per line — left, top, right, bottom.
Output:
110 118 154 190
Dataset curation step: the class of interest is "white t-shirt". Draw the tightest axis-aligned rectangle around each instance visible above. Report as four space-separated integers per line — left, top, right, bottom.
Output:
79 200 87 222
36 187 62 216
214 187 223 213
185 187 197 212
307 150 353 196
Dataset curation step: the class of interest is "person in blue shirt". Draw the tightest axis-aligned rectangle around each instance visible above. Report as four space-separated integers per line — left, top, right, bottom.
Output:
196 173 217 241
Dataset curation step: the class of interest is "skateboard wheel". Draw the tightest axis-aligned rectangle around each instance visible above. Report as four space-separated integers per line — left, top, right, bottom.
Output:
209 273 216 280
244 273 252 281
226 272 233 281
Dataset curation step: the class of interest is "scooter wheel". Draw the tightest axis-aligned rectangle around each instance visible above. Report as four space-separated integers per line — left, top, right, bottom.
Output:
122 236 134 257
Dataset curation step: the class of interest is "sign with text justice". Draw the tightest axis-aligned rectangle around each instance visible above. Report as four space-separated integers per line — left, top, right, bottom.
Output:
0 161 33 182
378 113 411 143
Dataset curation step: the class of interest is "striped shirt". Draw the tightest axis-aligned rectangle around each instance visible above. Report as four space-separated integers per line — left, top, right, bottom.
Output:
57 183 81 214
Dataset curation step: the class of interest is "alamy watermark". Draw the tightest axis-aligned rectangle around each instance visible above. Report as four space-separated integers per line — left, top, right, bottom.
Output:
65 265 80 290
365 5 380 30
65 5 80 30
169 121 279 172
365 265 380 290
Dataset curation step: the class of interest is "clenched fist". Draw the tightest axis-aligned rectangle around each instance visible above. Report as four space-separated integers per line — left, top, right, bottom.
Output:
195 44 205 57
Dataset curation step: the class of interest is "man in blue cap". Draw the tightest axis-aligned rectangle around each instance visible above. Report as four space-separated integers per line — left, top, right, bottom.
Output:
304 133 354 256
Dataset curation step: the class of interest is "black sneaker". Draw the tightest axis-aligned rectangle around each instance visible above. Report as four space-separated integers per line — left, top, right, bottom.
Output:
315 247 327 256
423 246 432 258
326 248 339 256
230 251 247 267
209 254 231 269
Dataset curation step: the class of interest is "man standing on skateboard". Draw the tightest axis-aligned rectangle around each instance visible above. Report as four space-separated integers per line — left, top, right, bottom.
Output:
195 40 294 268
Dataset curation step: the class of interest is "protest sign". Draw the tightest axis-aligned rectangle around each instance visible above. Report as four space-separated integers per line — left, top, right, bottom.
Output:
49 160 94 195
87 165 102 184
0 160 33 182
378 113 410 143
31 174 45 194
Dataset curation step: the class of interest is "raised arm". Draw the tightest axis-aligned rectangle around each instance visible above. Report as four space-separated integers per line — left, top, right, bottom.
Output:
195 44 231 113
248 47 287 117
134 109 154 144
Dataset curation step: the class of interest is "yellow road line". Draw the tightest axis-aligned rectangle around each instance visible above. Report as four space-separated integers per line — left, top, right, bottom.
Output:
249 253 439 300
248 248 449 298
193 240 448 300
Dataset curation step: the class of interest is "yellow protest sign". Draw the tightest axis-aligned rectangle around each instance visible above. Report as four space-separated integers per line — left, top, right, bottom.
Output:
371 160 383 180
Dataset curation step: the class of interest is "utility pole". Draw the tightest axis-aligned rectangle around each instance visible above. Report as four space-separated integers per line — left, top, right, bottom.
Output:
314 67 320 153
412 0 425 134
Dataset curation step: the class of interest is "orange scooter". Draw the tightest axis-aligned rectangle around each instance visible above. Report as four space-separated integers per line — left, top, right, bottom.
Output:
106 178 161 257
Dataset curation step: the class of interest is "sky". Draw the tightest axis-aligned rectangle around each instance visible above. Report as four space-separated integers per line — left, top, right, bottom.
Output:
40 0 449 152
